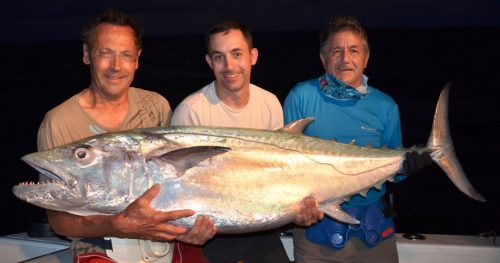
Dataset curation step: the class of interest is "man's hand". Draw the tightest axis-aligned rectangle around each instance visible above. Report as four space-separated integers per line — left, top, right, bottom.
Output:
111 184 197 242
294 197 324 226
402 151 433 175
177 215 217 245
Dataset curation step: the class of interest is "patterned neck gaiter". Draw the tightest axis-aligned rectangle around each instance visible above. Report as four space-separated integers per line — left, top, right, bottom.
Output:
319 74 368 100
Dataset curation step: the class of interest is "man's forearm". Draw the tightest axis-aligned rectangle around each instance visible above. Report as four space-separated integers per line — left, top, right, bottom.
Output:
47 210 117 238
45 185 213 243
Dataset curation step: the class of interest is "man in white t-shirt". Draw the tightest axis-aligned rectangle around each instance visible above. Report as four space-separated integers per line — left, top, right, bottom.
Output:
171 20 322 263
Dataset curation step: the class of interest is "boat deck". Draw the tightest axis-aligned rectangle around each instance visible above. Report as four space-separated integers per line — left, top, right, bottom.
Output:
1 232 498 262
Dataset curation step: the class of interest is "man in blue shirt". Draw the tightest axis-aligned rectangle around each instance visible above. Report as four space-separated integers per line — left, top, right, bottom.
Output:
283 16 429 263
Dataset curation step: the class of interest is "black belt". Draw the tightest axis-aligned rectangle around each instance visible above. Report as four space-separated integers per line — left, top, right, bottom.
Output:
80 238 113 250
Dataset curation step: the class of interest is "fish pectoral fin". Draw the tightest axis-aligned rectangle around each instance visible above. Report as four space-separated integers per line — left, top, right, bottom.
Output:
157 146 230 175
280 117 315 134
320 203 360 225
145 142 183 160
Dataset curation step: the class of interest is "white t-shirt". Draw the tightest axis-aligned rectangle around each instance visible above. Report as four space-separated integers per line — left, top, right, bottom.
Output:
171 81 283 129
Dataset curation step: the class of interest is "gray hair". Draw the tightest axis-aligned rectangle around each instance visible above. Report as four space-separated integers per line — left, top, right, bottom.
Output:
319 16 370 56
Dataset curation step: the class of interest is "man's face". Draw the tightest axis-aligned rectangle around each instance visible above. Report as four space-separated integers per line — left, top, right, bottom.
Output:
320 30 369 88
83 23 141 98
205 29 258 94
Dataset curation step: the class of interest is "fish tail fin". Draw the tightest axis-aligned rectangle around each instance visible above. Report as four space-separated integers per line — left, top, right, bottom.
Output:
426 82 486 202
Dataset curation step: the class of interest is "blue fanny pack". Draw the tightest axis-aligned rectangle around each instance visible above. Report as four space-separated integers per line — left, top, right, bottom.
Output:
306 201 395 249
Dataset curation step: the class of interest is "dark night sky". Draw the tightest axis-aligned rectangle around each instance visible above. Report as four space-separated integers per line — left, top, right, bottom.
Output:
1 0 499 43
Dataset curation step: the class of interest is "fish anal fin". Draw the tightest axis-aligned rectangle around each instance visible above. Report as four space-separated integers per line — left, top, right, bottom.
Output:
320 203 360 225
280 117 315 134
359 189 368 197
157 146 230 175
374 182 384 190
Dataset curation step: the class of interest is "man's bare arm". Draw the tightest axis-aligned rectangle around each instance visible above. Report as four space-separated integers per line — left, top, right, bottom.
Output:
47 184 214 243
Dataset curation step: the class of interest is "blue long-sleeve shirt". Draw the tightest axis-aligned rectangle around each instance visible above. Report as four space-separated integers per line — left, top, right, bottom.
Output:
283 77 404 208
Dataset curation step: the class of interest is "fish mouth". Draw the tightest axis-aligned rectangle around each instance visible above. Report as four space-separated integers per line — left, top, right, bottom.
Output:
15 153 84 213
13 176 84 214
21 153 76 188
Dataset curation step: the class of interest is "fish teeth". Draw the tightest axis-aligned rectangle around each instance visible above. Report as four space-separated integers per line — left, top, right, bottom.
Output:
19 179 59 186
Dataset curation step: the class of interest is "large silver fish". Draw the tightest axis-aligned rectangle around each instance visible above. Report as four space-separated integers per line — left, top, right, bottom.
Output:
13 84 485 233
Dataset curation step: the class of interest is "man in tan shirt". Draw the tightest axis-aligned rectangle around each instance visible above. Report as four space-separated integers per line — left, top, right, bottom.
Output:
37 9 214 263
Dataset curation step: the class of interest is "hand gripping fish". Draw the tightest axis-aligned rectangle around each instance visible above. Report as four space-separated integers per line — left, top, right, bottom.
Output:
13 83 485 233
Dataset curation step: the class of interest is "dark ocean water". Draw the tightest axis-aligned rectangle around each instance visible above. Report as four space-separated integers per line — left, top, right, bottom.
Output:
2 27 499 236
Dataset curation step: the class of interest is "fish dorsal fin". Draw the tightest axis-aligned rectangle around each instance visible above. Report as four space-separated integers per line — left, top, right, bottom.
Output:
156 146 230 175
320 202 360 225
280 117 315 134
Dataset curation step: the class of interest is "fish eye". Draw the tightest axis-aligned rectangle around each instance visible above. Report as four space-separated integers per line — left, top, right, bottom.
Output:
73 147 95 166
74 148 88 159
